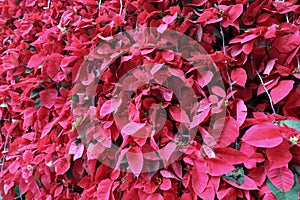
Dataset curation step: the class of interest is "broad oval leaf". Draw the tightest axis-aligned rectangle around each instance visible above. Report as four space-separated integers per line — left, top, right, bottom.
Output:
242 122 283 148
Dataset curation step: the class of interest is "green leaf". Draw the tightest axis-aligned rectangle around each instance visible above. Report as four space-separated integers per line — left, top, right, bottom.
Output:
222 167 245 185
213 27 221 39
69 94 79 102
279 120 300 132
35 98 41 109
14 186 20 196
72 116 83 132
66 161 74 179
267 174 300 200
25 68 33 74
30 88 42 99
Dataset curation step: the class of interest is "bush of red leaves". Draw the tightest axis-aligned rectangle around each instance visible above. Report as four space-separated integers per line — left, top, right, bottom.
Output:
0 0 300 199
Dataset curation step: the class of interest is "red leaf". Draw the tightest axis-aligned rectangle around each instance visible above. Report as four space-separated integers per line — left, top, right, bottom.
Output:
242 122 283 148
54 157 70 175
217 117 239 148
231 68 247 87
126 147 143 177
192 160 209 195
206 158 235 176
168 106 190 123
146 193 164 200
266 141 292 169
27 54 44 69
215 148 247 165
266 166 294 192
270 80 294 104
39 89 57 109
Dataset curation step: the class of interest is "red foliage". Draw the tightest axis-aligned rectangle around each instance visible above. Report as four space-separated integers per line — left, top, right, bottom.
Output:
0 0 300 199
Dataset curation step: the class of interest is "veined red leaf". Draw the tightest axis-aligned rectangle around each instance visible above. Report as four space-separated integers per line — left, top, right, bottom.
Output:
266 166 294 192
266 141 292 169
192 161 209 195
242 122 283 148
54 157 70 175
215 148 247 164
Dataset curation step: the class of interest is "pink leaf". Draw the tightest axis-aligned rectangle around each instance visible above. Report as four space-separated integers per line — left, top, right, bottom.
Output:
121 122 146 136
96 179 113 200
263 59 277 75
69 142 84 160
100 99 121 117
236 99 247 127
126 147 143 177
159 142 177 161
190 108 210 129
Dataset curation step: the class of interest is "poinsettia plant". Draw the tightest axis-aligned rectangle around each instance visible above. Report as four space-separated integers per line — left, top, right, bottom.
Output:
0 0 300 199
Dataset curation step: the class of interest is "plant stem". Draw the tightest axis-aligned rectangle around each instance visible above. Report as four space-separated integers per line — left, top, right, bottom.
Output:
256 71 276 114
219 23 234 99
